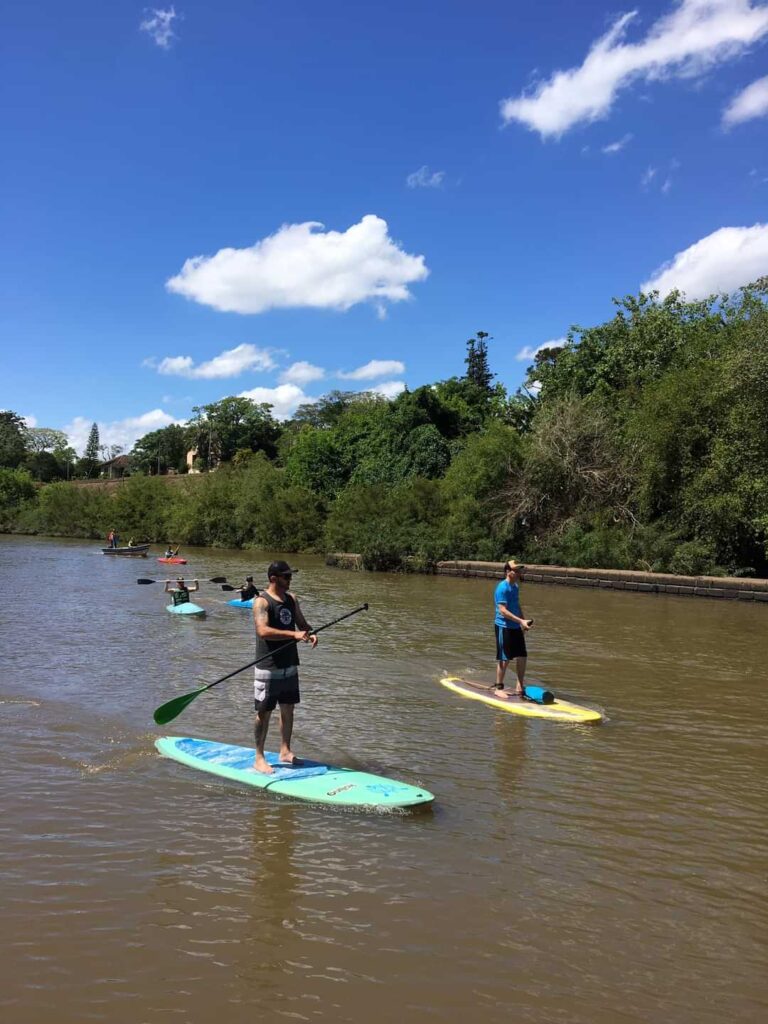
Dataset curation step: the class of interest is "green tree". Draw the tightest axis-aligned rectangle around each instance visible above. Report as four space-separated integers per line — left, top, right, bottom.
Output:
465 331 495 394
0 411 29 468
189 397 280 467
131 424 190 475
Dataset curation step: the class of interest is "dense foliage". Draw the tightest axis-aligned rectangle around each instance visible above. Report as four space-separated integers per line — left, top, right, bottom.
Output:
3 297 768 576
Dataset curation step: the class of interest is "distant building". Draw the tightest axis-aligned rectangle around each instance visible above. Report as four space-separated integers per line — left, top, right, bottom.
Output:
99 455 133 479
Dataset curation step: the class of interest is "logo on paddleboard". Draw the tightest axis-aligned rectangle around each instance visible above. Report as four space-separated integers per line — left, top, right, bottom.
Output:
279 607 293 626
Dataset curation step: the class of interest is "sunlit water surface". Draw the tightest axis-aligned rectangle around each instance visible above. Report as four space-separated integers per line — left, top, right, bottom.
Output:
0 536 765 1023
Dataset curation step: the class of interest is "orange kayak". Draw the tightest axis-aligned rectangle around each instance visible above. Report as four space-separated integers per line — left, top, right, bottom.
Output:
158 557 187 564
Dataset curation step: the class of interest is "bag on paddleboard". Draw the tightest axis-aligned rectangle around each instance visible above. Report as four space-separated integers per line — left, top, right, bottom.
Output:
523 685 555 705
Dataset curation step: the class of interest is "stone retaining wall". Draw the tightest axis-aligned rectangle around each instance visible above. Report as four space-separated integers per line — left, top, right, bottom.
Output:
434 560 768 601
325 553 768 600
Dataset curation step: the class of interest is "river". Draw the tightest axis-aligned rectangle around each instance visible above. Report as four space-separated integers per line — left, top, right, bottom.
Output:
0 535 765 1024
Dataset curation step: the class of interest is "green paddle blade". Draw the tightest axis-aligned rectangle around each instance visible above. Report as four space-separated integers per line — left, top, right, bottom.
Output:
153 686 207 725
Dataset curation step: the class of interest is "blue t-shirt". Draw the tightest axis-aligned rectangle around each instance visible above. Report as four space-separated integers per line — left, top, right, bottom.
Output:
494 579 521 629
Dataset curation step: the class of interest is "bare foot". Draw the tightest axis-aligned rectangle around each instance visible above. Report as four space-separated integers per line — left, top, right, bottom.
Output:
253 757 274 774
279 751 302 765
514 688 525 697
494 687 510 700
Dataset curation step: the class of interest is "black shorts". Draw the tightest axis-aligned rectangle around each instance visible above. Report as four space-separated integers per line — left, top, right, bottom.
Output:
254 666 300 713
495 625 527 662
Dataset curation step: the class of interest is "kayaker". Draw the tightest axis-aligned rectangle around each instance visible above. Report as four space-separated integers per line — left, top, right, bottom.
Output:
252 560 317 774
238 576 258 601
164 577 199 607
493 560 534 698
164 545 175 558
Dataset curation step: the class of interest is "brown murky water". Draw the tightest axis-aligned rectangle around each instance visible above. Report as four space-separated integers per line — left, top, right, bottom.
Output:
1 536 766 1023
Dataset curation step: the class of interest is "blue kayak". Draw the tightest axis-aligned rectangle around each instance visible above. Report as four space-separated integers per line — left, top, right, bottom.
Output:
227 597 253 609
156 737 434 809
166 602 206 617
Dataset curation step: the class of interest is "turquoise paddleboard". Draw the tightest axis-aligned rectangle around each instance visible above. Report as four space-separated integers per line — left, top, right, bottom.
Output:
227 598 253 609
155 736 434 809
166 602 206 617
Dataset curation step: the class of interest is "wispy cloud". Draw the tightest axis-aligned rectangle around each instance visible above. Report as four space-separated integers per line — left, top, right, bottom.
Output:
279 361 326 386
642 223 768 298
501 0 768 138
140 6 179 49
167 215 428 316
144 343 277 379
723 74 768 126
641 165 658 187
602 133 633 154
337 359 406 381
406 166 446 188
516 338 567 361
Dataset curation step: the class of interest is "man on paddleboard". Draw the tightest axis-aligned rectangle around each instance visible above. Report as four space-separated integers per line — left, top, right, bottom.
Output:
252 560 317 774
238 575 258 601
494 560 533 698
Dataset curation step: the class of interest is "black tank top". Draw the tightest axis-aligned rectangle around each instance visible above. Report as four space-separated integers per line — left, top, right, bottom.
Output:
255 593 300 670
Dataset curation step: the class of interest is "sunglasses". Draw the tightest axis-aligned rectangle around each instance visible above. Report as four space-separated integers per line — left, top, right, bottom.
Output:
278 573 293 580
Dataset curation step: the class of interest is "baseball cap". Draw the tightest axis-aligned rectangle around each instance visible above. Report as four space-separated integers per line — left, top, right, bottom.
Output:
267 560 297 579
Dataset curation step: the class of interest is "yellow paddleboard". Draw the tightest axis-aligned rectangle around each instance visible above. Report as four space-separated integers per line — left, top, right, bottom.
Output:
440 676 603 724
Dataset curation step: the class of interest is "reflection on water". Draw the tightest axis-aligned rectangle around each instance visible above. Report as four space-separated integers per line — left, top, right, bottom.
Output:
0 535 766 1023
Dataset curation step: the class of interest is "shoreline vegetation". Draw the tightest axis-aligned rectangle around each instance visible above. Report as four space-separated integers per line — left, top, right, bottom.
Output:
2 290 768 580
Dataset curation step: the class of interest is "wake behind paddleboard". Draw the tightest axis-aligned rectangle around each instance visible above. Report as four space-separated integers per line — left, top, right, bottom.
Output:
440 676 602 723
155 737 434 809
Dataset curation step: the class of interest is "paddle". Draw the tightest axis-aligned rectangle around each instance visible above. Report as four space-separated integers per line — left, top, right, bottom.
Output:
137 576 228 585
153 602 369 725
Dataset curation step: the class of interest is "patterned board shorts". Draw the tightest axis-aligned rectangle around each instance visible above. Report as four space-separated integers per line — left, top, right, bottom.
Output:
254 665 300 712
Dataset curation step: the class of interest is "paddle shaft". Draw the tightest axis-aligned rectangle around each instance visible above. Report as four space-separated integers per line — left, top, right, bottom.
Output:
200 602 368 693
137 576 227 585
152 603 368 724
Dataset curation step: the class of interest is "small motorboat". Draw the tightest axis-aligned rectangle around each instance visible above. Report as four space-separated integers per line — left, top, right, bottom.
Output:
101 544 150 557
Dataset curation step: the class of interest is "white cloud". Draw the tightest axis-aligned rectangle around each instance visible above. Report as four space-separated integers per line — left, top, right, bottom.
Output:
279 361 326 386
406 166 446 188
145 343 276 379
21 414 38 428
140 6 179 49
64 410 179 455
602 133 633 154
516 338 567 361
641 165 658 186
371 380 407 399
641 223 768 297
723 74 768 125
166 215 429 315
237 384 314 420
337 359 406 380
501 0 768 138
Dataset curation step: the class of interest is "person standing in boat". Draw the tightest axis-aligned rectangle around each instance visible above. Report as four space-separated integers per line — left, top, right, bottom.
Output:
252 560 317 774
238 575 258 601
164 577 199 607
494 560 533 698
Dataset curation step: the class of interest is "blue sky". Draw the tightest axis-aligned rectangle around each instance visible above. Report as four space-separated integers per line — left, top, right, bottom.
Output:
2 0 768 453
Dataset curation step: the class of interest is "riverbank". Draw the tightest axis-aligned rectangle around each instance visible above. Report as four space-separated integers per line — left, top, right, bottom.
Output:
325 553 768 601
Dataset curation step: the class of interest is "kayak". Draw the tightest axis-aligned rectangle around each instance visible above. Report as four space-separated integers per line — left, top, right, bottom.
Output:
227 597 253 609
166 602 206 617
440 676 603 723
158 557 187 564
155 736 434 809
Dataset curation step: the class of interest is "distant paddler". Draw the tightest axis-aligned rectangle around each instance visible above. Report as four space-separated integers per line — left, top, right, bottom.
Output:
494 560 534 698
164 544 181 559
165 577 199 607
238 575 258 601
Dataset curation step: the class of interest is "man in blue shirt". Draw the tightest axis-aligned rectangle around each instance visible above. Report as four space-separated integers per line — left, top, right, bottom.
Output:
494 560 534 698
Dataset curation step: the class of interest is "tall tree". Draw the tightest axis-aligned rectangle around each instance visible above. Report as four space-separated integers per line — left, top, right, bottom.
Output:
464 331 495 394
0 411 28 468
84 423 100 461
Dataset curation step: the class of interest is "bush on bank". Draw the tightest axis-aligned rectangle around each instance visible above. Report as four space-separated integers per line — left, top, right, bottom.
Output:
3 294 768 576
